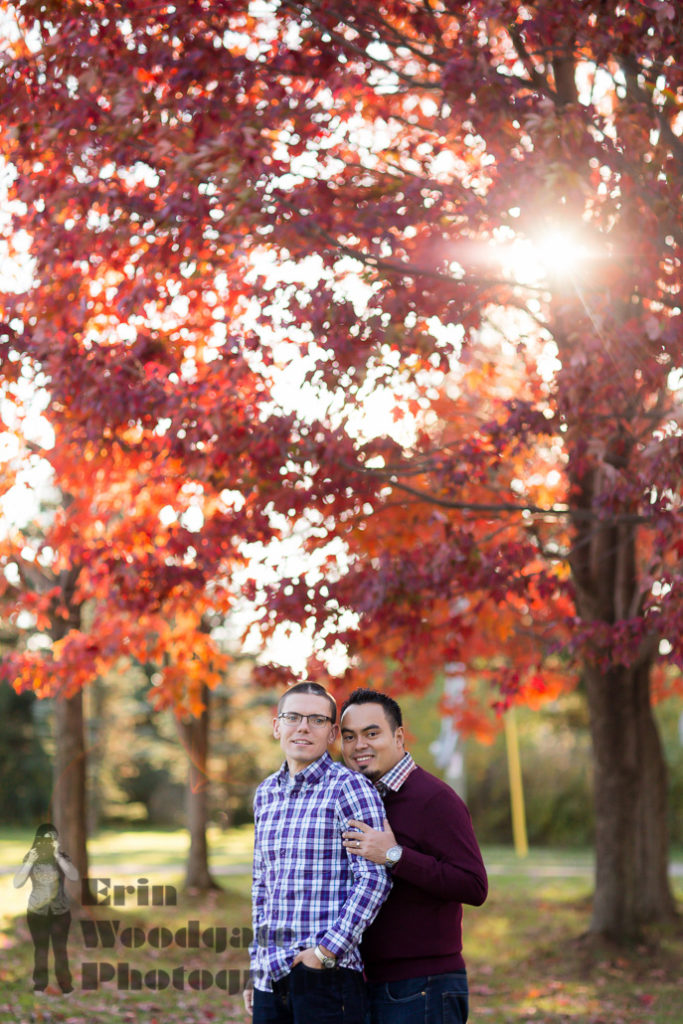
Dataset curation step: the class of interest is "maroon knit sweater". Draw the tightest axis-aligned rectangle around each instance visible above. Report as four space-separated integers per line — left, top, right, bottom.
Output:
360 766 488 983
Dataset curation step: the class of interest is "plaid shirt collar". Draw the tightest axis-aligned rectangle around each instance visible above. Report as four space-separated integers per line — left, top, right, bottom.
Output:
275 751 332 789
376 752 417 795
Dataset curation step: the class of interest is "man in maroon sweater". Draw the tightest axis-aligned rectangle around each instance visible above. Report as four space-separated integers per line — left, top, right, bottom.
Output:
339 689 488 1024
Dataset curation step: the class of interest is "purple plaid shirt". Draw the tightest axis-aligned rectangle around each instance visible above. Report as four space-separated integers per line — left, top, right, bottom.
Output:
250 752 392 991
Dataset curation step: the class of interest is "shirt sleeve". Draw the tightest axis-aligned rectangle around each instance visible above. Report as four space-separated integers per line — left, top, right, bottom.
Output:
391 787 488 905
320 775 392 957
249 789 267 971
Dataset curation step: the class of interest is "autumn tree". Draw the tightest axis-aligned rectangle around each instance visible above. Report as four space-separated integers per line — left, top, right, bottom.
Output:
0 410 236 884
1 0 682 941
0 0 334 891
0 245 288 887
247 0 683 943
251 1 683 941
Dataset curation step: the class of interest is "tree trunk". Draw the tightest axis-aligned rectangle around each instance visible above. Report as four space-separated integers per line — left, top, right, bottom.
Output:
584 659 676 940
52 691 91 903
569 469 677 940
85 675 106 835
48 564 93 902
179 685 220 891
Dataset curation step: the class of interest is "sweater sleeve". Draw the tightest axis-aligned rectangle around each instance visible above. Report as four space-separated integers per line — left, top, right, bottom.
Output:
391 785 488 905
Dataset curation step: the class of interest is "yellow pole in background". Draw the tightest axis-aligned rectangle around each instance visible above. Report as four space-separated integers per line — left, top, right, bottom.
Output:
504 706 529 858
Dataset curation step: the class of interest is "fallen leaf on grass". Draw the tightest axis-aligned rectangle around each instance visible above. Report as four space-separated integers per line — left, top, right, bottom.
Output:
470 984 495 996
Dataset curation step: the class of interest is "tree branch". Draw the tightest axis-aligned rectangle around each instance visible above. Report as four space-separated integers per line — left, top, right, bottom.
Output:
279 0 444 90
362 471 650 524
508 24 556 100
622 53 683 170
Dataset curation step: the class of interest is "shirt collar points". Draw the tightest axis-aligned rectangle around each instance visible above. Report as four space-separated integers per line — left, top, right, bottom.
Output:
377 752 416 794
277 752 332 789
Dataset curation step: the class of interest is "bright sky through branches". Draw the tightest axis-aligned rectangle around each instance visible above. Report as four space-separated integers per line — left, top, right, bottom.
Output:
511 231 595 284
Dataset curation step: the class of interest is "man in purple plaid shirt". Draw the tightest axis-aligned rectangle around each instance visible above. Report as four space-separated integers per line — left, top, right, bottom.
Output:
245 682 392 1023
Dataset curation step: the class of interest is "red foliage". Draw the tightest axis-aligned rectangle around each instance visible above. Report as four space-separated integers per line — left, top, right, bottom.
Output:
0 0 681 738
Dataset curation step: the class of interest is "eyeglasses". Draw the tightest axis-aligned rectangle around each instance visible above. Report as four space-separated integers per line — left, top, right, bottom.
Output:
278 712 333 729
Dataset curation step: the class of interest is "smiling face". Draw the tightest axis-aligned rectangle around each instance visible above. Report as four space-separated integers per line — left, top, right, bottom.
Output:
340 703 405 782
273 692 338 775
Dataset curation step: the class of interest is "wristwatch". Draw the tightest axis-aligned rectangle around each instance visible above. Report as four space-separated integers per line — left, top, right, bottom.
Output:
385 844 403 868
314 945 337 969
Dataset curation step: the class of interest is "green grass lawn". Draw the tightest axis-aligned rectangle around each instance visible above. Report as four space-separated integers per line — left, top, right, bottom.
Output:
467 847 683 1023
1 831 681 1023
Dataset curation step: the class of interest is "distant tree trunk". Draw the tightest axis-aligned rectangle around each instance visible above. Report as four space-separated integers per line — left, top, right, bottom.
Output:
179 684 220 891
570 476 677 940
86 675 106 835
49 564 92 903
52 692 91 902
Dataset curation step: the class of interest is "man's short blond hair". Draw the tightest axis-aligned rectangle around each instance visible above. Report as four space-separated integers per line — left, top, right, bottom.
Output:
278 682 337 723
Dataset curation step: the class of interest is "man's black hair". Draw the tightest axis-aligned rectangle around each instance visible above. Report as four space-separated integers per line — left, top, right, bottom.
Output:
339 689 403 731
278 682 337 723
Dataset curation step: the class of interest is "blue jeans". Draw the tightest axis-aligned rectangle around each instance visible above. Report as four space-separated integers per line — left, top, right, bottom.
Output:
254 963 367 1024
366 971 469 1024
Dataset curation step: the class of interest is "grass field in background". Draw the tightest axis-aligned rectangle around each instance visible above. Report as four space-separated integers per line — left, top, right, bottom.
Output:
1 829 681 1023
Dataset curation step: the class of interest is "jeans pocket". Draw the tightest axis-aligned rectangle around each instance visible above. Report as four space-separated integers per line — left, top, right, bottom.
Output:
295 962 328 976
385 977 427 1003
